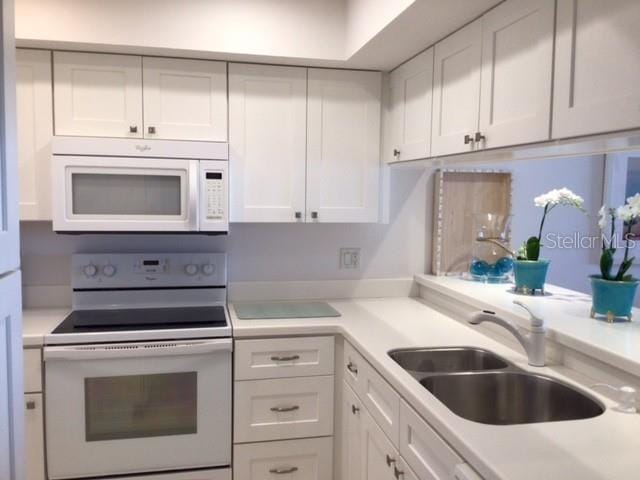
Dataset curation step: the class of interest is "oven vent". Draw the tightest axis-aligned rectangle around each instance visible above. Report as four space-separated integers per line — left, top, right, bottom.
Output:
72 342 202 351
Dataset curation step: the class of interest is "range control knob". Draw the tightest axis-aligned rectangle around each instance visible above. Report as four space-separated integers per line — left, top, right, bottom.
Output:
184 264 199 276
201 264 215 276
102 265 117 277
83 264 98 278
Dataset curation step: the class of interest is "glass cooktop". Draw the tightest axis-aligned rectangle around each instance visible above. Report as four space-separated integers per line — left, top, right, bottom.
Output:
52 306 228 334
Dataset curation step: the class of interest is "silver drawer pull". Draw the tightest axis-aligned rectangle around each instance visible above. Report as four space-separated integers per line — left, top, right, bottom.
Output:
386 454 396 467
271 355 300 362
270 405 300 413
347 361 358 374
352 404 360 415
269 466 299 475
394 466 404 479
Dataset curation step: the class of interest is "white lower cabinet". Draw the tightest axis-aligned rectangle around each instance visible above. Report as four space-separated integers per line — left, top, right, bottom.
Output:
233 336 336 476
24 394 44 480
361 406 418 480
342 381 363 480
234 437 333 480
358 357 400 446
341 341 484 480
234 375 334 443
399 400 462 480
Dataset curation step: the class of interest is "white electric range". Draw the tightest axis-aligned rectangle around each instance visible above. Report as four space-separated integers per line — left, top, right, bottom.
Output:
44 253 232 480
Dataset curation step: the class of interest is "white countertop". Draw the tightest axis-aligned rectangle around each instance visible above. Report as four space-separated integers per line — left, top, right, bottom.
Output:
22 308 70 347
230 297 640 480
415 274 640 378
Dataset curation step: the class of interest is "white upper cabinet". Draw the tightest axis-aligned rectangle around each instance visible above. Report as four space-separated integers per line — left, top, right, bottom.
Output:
478 0 554 148
54 52 143 138
553 0 640 138
431 20 482 156
229 63 307 223
389 47 433 162
17 49 53 221
142 57 227 141
307 68 381 223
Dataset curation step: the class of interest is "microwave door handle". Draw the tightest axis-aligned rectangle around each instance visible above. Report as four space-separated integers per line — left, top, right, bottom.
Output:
189 160 199 231
43 338 232 361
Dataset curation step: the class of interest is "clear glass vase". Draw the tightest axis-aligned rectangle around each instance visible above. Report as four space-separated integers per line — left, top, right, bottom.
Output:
468 213 513 283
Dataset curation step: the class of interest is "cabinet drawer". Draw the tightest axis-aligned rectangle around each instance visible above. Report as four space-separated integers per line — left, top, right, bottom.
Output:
23 349 42 393
234 376 334 443
25 393 45 480
234 437 333 480
400 400 463 480
343 340 365 392
360 359 400 446
235 336 334 380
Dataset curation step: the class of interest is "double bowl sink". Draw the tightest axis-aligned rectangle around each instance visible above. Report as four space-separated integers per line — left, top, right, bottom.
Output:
389 347 604 425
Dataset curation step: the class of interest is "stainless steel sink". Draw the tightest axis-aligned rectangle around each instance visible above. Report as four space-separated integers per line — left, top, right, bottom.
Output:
388 347 509 374
420 372 604 425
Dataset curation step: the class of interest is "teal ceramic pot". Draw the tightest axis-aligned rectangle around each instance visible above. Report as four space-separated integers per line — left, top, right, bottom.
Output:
513 259 550 294
590 275 639 322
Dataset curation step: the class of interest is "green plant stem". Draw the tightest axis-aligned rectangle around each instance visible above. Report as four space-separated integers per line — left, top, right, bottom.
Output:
537 204 549 241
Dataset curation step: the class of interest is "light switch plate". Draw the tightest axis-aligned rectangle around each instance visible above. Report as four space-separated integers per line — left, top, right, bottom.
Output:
340 248 361 269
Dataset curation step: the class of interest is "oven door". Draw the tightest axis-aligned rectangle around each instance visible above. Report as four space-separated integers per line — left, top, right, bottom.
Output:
44 339 232 479
52 156 198 232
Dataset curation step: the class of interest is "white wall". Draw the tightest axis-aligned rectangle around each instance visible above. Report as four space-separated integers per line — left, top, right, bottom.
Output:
16 0 347 61
20 168 431 298
345 0 414 55
19 154 610 305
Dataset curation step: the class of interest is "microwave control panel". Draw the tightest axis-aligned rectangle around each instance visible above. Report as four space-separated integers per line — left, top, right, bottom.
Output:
205 171 224 220
199 160 228 232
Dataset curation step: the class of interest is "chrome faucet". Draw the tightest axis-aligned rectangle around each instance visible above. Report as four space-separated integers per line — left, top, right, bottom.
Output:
467 300 546 367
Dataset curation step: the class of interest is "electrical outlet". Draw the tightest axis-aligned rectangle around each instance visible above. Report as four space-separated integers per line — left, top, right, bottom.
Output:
340 248 361 270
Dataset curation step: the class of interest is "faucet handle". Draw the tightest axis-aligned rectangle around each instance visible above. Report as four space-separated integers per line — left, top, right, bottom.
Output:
591 383 637 413
513 300 544 329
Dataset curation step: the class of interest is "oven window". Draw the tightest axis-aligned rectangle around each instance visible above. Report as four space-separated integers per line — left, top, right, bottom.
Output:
71 173 182 216
84 372 197 441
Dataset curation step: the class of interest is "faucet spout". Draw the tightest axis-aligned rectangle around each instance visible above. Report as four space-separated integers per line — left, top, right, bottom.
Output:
467 301 546 367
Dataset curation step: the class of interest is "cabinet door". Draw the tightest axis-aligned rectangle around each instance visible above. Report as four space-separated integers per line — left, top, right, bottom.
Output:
143 57 227 141
0 273 24 480
229 63 307 223
234 437 333 480
17 49 53 221
342 381 363 480
478 0 554 148
307 68 381 223
360 408 398 480
25 394 44 480
53 52 142 137
233 375 334 443
553 0 640 138
389 47 434 162
432 20 482 156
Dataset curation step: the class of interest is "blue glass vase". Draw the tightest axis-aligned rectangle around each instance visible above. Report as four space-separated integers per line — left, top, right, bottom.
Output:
513 259 549 294
590 275 638 322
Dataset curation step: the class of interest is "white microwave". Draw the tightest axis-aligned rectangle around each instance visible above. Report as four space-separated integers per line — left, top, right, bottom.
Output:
51 137 228 233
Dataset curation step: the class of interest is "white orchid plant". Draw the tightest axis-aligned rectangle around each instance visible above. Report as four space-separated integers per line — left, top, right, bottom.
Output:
517 188 585 261
598 193 640 281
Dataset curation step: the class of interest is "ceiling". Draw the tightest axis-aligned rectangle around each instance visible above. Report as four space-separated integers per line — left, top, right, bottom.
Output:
15 0 503 71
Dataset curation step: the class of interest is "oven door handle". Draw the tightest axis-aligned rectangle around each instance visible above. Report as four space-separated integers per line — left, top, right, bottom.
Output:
43 338 232 361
